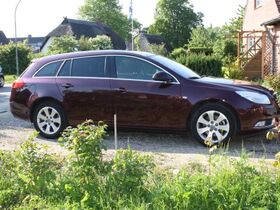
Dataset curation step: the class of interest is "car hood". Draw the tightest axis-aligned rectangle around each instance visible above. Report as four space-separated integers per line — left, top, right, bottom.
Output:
196 77 273 95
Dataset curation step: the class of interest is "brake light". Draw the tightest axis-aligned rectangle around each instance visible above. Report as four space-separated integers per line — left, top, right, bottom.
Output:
12 79 25 89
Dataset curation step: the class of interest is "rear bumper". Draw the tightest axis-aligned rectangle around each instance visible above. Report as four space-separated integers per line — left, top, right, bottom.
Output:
10 101 30 121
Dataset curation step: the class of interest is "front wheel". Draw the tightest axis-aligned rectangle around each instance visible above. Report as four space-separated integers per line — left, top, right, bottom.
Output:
190 103 237 146
33 101 67 139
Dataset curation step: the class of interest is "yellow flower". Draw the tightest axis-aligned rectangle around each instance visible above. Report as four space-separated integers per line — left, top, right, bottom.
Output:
204 137 213 147
266 131 276 141
209 145 218 153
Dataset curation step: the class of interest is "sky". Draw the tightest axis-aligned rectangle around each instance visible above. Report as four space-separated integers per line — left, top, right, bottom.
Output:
0 0 246 38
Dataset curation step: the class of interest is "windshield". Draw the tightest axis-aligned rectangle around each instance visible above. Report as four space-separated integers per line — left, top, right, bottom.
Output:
150 55 200 79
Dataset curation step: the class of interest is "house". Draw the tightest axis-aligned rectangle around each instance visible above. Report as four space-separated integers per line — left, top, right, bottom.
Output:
41 18 126 53
0 31 9 45
239 0 280 79
9 35 44 53
134 32 172 53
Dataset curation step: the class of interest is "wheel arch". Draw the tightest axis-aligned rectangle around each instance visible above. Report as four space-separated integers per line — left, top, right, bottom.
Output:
30 97 64 122
187 99 241 133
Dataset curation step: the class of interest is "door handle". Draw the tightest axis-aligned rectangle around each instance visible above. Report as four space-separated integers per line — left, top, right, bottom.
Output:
62 83 74 88
114 87 127 93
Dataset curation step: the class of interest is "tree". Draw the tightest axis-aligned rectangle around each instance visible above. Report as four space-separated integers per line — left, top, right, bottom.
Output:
79 0 141 41
149 0 203 48
188 26 220 49
213 5 244 64
222 5 244 38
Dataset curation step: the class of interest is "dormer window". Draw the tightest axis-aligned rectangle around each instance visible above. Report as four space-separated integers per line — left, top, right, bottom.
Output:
255 0 263 8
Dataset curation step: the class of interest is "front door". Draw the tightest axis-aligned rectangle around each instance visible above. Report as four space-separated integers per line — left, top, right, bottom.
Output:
56 56 113 126
110 56 187 129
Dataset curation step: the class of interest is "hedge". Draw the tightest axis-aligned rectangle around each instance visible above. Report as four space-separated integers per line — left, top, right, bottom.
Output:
0 42 32 75
188 47 213 55
175 53 222 77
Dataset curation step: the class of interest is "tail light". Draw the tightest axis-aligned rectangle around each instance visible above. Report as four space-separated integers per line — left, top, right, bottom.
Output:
12 79 25 89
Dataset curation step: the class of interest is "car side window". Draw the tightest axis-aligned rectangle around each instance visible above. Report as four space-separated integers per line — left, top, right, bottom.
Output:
72 57 105 77
58 60 71 77
115 56 163 81
35 61 63 77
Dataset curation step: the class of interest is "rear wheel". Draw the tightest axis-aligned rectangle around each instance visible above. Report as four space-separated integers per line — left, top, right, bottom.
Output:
190 103 237 145
33 101 67 139
0 76 4 87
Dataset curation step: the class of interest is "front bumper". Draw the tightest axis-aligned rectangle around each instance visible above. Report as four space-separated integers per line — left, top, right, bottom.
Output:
239 104 280 132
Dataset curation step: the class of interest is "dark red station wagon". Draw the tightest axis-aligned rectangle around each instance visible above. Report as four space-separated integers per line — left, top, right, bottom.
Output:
10 50 280 145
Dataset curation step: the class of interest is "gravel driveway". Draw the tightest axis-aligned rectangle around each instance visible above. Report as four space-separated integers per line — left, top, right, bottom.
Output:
1 85 279 168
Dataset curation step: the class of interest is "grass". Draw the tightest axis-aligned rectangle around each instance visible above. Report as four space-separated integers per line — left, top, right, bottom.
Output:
5 74 17 84
1 121 280 209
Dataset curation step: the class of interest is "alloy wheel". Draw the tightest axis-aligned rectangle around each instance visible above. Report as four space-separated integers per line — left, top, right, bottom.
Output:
36 106 62 135
196 110 230 143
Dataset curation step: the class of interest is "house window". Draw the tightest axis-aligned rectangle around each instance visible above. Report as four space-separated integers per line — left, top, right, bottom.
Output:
255 0 263 8
248 37 255 48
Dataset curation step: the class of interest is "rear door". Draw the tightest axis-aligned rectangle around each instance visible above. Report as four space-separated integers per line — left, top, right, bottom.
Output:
109 55 187 129
55 56 113 125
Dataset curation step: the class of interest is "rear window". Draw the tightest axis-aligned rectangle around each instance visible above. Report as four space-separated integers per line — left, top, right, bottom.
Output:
58 60 71 77
72 57 105 77
35 61 63 77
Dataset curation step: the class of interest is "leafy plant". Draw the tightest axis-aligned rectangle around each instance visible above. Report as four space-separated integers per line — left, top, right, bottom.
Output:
148 0 203 48
222 61 244 79
79 0 141 41
47 35 113 55
188 47 213 55
0 41 32 74
109 149 154 197
264 74 280 92
149 43 168 56
170 47 188 59
47 35 78 54
78 35 113 51
15 137 56 196
175 53 222 77
2 120 280 209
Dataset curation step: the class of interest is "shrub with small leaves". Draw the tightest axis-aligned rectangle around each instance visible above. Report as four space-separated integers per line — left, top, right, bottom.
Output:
59 120 107 173
109 149 154 197
15 134 57 196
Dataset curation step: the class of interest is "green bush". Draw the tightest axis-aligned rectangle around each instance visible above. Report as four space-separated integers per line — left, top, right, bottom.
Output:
213 39 238 64
170 47 188 59
222 61 244 79
149 43 168 56
2 121 280 209
47 35 78 55
0 42 32 74
78 35 113 51
176 53 222 77
48 35 113 55
188 47 213 55
264 74 280 92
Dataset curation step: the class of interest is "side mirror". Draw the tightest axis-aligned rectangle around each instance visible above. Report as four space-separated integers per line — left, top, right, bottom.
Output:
152 71 173 83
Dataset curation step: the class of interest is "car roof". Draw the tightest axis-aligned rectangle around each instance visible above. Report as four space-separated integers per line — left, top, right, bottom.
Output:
36 50 155 64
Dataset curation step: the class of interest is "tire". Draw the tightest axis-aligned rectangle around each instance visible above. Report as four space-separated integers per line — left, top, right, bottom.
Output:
190 103 237 146
33 101 68 139
0 76 4 87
